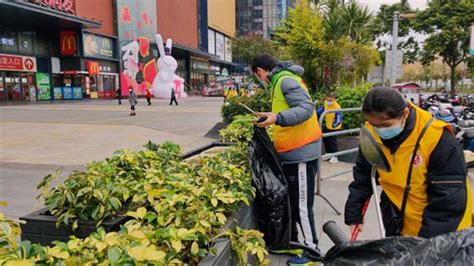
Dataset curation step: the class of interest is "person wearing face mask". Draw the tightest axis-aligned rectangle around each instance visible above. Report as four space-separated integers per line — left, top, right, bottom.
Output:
345 87 471 238
317 92 342 164
251 54 323 264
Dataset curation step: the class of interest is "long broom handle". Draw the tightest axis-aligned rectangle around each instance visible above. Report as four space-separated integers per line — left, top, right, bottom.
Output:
371 167 386 238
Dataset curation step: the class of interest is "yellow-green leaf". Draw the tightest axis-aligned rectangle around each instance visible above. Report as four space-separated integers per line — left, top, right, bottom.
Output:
257 249 265 262
171 240 183 252
200 220 211 228
47 246 70 259
211 198 218 207
95 241 107 252
191 241 199 256
216 213 227 225
5 259 34 266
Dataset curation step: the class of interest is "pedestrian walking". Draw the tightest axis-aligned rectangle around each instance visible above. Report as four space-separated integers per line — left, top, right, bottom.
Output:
116 88 122 105
170 87 178 105
128 87 137 116
345 87 471 238
317 92 342 163
146 88 152 106
252 54 323 264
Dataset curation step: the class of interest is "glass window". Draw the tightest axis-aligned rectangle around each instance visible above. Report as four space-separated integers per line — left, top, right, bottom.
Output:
5 72 21 101
18 31 34 54
34 31 49 56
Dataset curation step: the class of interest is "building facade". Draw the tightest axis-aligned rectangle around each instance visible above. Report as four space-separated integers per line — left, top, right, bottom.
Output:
0 0 238 102
236 0 292 38
0 0 120 102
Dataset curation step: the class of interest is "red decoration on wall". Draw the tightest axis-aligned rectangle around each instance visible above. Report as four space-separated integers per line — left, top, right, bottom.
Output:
138 37 149 57
121 6 131 23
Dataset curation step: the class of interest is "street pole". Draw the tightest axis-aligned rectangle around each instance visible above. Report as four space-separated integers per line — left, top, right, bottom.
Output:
390 11 400 87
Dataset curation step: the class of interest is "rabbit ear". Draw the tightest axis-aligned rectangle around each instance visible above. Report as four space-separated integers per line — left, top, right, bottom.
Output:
166 38 172 53
155 34 165 57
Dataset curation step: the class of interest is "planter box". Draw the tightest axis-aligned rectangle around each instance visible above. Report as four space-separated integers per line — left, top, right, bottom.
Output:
20 208 131 246
199 202 257 266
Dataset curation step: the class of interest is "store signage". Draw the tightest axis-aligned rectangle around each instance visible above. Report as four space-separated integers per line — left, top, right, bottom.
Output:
0 53 37 72
87 61 100 75
83 33 115 59
27 0 76 14
63 70 78 75
0 37 15 46
60 31 77 56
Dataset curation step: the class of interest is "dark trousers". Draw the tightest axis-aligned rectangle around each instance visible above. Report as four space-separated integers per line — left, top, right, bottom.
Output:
283 159 319 248
170 96 178 105
323 129 338 154
146 97 151 105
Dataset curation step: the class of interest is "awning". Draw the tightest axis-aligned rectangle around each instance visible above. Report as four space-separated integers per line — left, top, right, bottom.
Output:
0 1 101 30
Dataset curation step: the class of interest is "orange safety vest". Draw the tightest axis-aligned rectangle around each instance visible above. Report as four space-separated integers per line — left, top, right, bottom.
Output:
271 70 322 153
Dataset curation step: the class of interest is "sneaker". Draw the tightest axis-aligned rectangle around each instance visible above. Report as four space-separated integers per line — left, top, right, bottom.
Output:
287 255 319 266
329 156 338 164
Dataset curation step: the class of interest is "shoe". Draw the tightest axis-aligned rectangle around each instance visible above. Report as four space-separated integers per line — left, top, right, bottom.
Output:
322 154 332 161
287 255 319 265
329 156 338 164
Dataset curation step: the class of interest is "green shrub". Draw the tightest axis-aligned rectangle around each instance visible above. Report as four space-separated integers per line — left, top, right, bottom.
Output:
221 89 271 123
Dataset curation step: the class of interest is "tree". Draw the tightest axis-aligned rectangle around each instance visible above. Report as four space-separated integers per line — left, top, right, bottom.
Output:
274 0 379 90
323 0 373 44
231 35 289 65
372 2 420 64
414 0 474 96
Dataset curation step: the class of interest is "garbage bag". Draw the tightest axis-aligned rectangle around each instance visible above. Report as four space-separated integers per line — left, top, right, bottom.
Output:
325 228 474 265
248 126 290 249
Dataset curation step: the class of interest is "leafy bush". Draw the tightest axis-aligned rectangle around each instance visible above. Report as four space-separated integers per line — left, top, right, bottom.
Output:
37 142 182 229
315 83 371 130
1 143 270 265
221 89 271 123
219 115 256 143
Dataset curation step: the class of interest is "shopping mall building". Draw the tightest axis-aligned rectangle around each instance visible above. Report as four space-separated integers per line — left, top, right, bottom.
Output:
0 0 236 102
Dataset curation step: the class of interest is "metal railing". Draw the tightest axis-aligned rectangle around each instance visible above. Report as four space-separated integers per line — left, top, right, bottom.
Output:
316 107 362 215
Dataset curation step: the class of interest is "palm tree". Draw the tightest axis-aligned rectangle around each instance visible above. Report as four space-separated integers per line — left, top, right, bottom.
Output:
322 0 372 44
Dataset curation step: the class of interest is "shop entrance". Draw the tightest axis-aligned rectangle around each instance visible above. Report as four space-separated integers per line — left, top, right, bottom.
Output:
0 71 37 102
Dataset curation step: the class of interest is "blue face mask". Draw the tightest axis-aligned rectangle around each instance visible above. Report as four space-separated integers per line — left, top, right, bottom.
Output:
373 119 405 140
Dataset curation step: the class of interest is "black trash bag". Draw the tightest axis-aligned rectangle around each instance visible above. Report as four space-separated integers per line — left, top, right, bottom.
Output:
248 126 291 250
325 228 474 265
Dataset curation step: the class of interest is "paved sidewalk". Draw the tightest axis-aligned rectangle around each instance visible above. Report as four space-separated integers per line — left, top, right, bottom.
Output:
0 97 223 219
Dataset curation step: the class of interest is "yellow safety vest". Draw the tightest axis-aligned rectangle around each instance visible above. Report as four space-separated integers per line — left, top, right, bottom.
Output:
271 70 322 153
366 104 472 236
324 101 342 130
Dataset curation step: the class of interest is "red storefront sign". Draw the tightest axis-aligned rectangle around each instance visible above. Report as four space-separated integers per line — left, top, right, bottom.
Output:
60 31 77 56
29 0 76 14
87 61 100 75
63 70 78 75
0 53 37 72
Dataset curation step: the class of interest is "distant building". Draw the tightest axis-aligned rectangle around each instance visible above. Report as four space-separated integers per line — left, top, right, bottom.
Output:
236 0 292 38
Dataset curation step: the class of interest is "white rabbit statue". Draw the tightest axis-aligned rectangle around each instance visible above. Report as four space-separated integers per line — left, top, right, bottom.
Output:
151 34 187 99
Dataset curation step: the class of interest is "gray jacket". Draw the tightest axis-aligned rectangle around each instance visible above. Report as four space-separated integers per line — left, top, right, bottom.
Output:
128 90 137 106
268 62 321 164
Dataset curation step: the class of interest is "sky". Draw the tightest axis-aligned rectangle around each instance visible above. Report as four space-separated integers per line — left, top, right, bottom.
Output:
358 0 428 13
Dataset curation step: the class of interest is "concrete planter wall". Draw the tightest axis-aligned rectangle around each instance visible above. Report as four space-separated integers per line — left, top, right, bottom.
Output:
199 202 256 266
20 208 131 246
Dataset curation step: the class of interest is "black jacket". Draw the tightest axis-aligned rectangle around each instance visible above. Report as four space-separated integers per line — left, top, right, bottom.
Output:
345 108 468 238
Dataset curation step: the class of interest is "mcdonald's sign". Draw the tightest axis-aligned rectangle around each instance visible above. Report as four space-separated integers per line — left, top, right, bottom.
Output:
60 31 76 56
87 61 100 75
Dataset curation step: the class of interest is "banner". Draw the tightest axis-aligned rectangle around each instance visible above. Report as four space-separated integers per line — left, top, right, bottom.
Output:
0 53 36 72
83 33 115 58
208 29 215 55
36 72 51 100
225 36 232 62
215 33 225 60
